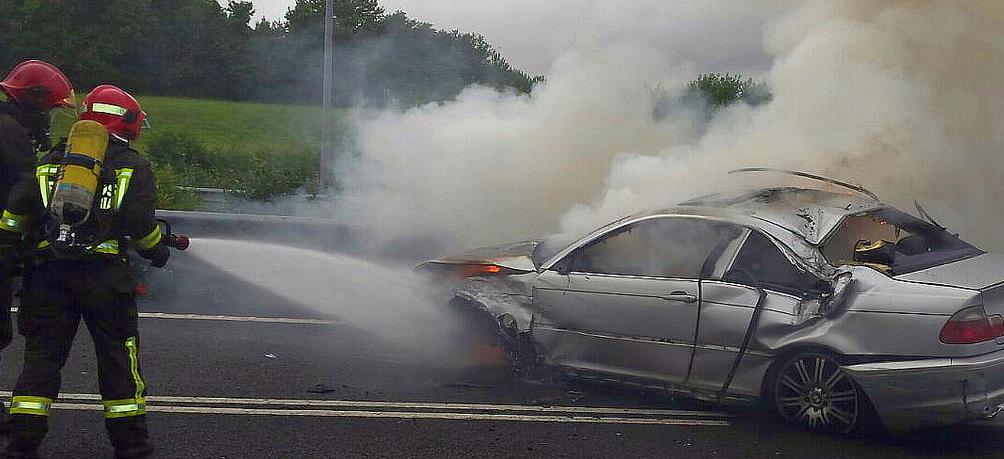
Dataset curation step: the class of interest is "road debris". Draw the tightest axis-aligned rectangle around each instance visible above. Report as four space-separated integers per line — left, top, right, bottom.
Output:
307 383 337 394
442 382 495 389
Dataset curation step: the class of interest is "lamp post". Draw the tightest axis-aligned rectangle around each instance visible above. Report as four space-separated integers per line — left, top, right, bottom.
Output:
321 0 334 190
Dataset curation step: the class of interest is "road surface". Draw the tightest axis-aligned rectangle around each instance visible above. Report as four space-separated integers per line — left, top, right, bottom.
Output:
0 233 1000 458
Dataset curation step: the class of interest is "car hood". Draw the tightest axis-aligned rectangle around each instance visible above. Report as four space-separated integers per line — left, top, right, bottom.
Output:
895 253 1004 290
419 240 542 272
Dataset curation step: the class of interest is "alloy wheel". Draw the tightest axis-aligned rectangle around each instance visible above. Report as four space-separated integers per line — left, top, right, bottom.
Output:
773 353 860 433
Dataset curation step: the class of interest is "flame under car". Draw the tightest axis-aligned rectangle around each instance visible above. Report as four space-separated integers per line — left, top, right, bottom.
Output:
420 185 1004 433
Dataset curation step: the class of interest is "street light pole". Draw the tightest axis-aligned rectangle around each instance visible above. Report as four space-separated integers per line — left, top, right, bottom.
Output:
321 0 334 190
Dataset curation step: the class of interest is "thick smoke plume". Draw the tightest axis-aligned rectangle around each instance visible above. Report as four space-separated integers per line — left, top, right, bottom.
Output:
338 0 1004 253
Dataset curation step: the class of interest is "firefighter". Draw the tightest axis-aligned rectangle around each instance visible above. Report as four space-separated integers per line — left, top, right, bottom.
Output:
0 60 74 425
4 85 167 458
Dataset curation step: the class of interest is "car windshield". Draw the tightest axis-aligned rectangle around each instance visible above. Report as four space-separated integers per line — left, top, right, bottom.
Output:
531 214 636 269
819 208 983 275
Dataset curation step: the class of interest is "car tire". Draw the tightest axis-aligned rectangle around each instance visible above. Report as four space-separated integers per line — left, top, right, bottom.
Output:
768 351 868 434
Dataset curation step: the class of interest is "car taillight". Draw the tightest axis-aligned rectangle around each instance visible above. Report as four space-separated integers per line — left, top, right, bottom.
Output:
940 305 1004 344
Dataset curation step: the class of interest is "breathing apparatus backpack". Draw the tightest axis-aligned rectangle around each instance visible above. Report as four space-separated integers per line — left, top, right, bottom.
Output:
45 120 111 257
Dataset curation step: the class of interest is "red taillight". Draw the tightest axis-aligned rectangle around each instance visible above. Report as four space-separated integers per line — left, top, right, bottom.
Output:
940 306 1004 344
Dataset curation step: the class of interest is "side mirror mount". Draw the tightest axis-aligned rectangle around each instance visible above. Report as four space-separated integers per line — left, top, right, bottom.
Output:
824 272 854 316
552 252 575 275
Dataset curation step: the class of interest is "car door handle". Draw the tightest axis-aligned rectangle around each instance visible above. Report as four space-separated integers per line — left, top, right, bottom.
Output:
666 291 698 303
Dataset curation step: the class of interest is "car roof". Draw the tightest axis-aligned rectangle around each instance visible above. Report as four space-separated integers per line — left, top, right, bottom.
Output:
653 187 887 245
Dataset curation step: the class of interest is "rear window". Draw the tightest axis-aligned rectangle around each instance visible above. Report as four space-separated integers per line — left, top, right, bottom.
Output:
820 208 983 275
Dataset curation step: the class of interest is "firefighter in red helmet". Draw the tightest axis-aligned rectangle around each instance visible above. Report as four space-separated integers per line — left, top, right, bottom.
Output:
4 85 165 458
0 60 74 430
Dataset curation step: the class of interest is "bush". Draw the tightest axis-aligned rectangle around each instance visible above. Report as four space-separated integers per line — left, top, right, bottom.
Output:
153 164 202 210
143 130 320 203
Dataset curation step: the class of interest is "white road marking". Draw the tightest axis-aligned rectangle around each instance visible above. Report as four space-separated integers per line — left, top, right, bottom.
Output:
2 392 734 426
22 392 733 419
0 312 734 428
51 403 731 426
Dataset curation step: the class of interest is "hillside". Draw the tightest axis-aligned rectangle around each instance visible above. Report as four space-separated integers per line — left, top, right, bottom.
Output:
0 93 339 208
47 95 345 152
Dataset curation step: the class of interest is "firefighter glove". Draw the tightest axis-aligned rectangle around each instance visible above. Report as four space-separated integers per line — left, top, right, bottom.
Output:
138 242 169 268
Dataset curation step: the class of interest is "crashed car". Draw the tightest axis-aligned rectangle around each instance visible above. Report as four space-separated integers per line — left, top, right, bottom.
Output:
420 175 1004 433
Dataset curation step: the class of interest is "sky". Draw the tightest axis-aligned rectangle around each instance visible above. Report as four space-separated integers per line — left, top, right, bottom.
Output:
231 0 775 75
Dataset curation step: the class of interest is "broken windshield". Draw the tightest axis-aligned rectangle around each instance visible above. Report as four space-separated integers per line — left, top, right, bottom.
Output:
820 208 984 275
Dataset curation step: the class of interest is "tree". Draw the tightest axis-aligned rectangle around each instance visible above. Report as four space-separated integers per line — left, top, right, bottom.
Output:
0 0 541 105
688 73 773 108
284 0 385 36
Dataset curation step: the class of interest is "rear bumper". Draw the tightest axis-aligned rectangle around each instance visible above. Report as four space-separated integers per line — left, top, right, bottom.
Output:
843 348 1004 432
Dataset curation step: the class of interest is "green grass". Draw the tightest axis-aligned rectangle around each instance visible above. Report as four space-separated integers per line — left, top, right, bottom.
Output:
3 93 350 208
47 95 346 152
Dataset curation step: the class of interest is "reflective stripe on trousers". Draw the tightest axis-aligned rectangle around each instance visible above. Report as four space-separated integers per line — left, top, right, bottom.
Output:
103 336 147 419
10 396 53 416
103 398 146 419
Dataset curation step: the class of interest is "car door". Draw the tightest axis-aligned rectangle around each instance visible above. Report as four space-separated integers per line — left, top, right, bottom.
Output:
689 230 829 396
532 216 743 383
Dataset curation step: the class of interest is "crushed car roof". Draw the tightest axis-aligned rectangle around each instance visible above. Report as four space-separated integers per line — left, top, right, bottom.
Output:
676 187 886 245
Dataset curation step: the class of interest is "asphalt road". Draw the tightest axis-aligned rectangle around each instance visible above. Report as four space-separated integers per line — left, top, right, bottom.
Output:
0 244 1002 458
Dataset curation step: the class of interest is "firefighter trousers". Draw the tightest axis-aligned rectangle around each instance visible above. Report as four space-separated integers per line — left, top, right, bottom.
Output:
0 276 13 351
7 260 148 452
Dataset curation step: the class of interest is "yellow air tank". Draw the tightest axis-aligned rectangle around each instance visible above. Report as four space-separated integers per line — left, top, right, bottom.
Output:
50 120 108 227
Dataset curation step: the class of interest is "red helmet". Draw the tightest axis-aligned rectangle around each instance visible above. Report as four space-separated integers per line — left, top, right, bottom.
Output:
80 85 146 140
0 60 75 109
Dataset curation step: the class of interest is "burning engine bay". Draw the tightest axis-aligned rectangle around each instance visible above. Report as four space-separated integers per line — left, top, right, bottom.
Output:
419 173 1004 433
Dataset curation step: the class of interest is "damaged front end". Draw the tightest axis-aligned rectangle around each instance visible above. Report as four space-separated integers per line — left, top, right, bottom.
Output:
416 239 540 331
417 240 544 373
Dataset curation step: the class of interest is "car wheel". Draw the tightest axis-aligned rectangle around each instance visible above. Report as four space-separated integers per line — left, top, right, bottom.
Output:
771 352 863 434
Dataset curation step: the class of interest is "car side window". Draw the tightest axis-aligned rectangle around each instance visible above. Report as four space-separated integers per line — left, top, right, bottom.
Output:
569 218 741 278
725 231 826 296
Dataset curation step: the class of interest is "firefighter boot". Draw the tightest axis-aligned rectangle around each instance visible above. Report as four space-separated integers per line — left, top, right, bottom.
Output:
2 415 45 458
0 402 10 434
107 416 153 459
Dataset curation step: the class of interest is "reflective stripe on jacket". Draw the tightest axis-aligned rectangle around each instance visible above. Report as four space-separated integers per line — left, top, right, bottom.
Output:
27 140 160 257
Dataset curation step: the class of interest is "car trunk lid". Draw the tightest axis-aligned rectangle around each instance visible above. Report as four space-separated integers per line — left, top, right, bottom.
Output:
895 253 1004 291
897 253 1004 318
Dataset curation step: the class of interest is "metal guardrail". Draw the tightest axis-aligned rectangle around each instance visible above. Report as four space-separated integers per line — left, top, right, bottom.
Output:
156 210 359 254
175 186 331 215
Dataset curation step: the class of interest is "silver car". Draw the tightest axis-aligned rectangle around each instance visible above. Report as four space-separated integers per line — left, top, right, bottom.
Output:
420 177 1004 433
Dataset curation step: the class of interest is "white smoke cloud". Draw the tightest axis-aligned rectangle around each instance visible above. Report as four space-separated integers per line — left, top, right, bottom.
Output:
339 0 1004 253
379 0 777 75
245 0 776 74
